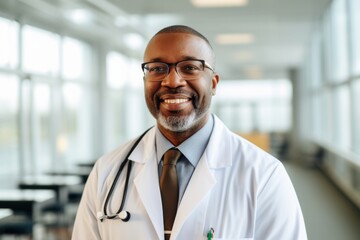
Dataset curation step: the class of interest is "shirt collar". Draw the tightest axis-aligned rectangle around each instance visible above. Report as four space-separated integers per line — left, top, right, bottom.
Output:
155 114 214 167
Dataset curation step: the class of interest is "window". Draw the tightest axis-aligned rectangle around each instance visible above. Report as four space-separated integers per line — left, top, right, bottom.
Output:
62 37 92 81
22 25 60 76
299 0 360 207
322 89 333 144
0 16 20 187
61 83 94 163
0 17 18 69
217 104 252 132
106 52 129 89
0 15 98 179
214 79 292 133
349 0 360 75
105 52 149 151
21 26 60 174
61 37 95 164
334 86 351 150
32 83 52 174
0 73 19 186
105 52 128 150
128 58 143 89
322 10 333 83
352 80 360 154
310 31 322 89
312 94 322 140
330 0 349 82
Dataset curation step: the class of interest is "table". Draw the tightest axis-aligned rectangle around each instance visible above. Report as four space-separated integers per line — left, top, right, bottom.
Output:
18 175 82 203
0 208 13 221
76 160 96 168
0 189 55 220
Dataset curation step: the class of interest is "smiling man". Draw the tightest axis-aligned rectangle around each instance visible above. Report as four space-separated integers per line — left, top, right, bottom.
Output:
142 27 219 145
72 25 307 240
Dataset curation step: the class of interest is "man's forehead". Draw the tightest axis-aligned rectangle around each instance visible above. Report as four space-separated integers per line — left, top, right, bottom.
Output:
148 32 207 46
144 32 213 58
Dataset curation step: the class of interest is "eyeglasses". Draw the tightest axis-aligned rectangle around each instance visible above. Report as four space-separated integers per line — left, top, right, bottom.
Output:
141 59 214 82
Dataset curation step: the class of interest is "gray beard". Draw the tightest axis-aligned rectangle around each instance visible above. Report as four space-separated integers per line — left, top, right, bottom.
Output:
157 112 197 132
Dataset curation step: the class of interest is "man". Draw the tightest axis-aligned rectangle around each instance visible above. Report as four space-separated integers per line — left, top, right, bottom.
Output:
72 25 307 240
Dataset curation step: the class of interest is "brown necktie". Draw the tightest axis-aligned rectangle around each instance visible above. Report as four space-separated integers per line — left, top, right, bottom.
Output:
160 148 181 240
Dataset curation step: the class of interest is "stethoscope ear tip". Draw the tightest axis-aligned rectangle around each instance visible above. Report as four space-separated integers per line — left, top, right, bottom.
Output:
119 210 131 222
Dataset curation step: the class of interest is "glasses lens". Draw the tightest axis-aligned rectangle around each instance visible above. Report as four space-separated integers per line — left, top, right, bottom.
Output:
143 62 168 81
177 60 204 80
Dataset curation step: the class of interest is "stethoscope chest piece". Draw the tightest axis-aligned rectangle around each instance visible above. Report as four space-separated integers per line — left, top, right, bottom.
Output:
119 210 131 222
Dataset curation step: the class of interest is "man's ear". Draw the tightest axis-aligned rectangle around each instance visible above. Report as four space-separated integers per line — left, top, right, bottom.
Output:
211 73 220 95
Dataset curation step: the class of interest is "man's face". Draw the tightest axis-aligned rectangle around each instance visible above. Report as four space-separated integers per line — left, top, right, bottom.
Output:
143 32 219 135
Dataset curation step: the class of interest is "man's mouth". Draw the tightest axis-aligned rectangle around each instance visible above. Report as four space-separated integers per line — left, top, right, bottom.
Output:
163 98 190 104
159 94 193 111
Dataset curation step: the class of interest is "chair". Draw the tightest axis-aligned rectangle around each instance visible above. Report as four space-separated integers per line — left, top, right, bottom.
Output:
0 214 33 240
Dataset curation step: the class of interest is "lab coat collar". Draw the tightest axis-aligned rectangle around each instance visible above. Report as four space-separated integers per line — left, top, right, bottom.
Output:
127 115 233 240
128 114 232 169
204 114 233 169
128 127 156 164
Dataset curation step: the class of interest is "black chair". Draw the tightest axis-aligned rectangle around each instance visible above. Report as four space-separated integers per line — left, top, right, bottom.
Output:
0 214 33 239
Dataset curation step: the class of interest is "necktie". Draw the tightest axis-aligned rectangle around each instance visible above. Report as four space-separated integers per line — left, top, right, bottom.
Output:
160 148 182 240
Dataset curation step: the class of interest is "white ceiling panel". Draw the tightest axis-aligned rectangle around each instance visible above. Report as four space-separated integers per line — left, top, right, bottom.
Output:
0 0 332 79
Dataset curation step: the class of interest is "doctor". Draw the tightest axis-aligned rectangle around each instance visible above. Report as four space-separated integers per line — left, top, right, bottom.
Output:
72 25 307 240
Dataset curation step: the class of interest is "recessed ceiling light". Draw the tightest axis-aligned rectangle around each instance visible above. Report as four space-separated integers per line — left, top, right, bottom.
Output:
216 33 254 45
65 8 93 25
123 33 144 50
191 0 248 8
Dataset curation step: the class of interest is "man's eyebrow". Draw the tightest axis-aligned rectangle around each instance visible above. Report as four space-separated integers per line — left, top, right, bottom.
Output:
147 58 162 62
146 56 199 63
181 56 198 60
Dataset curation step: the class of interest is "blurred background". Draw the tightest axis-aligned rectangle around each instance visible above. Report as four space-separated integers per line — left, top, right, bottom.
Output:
0 0 359 239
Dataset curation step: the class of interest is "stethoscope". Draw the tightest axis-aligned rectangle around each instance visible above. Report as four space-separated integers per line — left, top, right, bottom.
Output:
97 127 152 222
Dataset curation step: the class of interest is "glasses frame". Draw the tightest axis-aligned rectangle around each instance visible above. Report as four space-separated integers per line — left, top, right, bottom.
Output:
141 59 215 81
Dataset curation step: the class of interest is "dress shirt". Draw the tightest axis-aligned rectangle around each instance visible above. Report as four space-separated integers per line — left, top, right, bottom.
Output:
156 114 214 202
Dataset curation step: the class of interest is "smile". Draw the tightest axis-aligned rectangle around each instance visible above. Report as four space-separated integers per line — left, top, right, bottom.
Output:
163 98 189 104
159 94 193 112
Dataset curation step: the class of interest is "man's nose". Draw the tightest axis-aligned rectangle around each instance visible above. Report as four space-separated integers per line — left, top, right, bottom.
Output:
161 67 186 88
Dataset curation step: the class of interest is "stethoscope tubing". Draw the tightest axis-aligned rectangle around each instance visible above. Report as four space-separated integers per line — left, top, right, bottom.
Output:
102 127 153 221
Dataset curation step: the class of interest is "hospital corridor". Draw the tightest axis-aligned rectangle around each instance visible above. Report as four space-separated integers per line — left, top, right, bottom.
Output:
0 0 360 239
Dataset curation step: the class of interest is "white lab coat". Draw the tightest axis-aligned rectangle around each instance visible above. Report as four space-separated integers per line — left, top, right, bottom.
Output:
72 115 307 240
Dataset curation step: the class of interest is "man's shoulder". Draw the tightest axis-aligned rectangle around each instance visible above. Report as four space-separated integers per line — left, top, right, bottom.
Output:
95 127 156 169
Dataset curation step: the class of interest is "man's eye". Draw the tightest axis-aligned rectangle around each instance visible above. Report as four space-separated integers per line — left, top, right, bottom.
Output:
149 66 166 73
180 65 200 72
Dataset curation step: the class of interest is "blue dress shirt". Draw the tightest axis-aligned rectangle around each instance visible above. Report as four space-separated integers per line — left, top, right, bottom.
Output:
156 114 214 203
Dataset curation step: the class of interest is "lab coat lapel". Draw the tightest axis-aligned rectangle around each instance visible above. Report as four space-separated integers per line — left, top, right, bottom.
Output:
129 129 164 240
171 115 232 239
171 153 217 239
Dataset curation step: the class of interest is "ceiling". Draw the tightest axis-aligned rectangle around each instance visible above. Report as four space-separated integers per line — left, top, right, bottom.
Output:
0 0 331 80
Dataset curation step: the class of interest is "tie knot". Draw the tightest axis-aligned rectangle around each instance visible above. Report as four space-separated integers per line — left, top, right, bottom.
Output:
163 148 181 166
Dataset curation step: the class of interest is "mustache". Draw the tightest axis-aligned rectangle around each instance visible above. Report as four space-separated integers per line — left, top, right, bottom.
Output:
155 89 196 100
156 88 190 95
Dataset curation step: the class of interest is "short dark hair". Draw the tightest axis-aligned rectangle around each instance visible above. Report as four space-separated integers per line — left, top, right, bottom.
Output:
155 25 213 50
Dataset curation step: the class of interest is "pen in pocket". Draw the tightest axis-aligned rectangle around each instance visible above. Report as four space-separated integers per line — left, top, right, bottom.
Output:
207 227 214 240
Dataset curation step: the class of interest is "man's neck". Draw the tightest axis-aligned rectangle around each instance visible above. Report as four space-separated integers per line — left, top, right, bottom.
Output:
157 114 209 146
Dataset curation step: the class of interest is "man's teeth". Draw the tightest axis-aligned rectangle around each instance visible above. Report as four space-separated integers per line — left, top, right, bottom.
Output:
164 99 188 104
